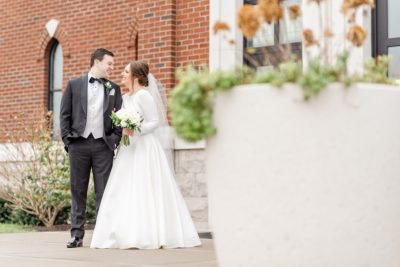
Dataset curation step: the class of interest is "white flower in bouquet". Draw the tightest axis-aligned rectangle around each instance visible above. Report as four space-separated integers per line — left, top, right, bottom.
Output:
111 108 143 146
126 110 142 126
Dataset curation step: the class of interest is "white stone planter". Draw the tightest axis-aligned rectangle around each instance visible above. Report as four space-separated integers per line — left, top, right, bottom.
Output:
206 83 400 267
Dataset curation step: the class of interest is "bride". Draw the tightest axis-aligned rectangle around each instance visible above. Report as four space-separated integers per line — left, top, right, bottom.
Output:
90 61 201 249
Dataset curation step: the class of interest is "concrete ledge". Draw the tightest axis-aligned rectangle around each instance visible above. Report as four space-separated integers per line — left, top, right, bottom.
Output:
174 137 206 150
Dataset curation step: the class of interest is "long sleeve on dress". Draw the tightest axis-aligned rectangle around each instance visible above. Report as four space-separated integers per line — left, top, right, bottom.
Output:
136 90 159 135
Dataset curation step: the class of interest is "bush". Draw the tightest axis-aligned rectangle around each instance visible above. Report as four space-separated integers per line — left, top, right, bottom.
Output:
86 187 97 224
55 186 97 225
0 198 41 225
0 198 11 223
8 209 41 226
0 112 70 227
55 205 70 225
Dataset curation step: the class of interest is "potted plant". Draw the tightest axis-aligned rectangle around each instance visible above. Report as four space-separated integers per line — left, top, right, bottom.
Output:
170 1 400 266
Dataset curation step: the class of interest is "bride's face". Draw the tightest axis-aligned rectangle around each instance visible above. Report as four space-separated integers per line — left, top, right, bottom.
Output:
121 64 132 88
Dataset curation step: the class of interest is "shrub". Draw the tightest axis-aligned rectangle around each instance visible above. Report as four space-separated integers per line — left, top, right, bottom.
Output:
0 198 11 223
0 198 41 225
0 111 70 227
8 208 41 226
55 185 97 225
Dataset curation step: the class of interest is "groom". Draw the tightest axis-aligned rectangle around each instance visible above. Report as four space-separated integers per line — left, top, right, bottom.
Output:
60 48 122 248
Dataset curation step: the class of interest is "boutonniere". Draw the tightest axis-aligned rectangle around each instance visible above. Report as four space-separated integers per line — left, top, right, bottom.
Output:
104 81 113 90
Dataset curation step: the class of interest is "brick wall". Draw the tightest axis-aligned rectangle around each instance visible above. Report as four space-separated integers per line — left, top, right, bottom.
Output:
135 0 209 89
176 0 209 69
0 0 209 142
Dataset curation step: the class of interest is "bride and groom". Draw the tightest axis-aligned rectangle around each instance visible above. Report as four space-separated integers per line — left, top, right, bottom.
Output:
60 48 201 249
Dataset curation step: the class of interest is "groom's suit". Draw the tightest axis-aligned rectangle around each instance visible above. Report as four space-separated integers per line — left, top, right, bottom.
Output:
60 74 122 239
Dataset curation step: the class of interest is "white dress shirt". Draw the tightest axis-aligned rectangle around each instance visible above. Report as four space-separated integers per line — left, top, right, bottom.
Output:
82 73 104 139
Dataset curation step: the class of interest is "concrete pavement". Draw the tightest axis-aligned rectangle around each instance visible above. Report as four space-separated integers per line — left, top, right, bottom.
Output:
0 231 217 267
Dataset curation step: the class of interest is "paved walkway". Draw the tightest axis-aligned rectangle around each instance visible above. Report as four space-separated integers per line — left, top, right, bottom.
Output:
0 231 217 267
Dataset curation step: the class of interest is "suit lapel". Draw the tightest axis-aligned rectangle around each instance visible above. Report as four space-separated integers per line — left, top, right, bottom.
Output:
81 74 88 115
103 82 110 114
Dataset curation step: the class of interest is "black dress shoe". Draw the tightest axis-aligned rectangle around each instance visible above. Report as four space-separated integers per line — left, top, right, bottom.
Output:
67 236 83 248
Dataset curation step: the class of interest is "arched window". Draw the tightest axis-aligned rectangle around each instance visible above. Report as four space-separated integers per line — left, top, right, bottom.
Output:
135 33 139 60
48 40 63 138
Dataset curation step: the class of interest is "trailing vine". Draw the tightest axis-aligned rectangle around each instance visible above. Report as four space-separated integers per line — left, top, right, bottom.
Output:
169 56 394 142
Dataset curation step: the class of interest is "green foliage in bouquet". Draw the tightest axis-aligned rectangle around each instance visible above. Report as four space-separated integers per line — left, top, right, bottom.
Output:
111 110 143 146
110 111 122 126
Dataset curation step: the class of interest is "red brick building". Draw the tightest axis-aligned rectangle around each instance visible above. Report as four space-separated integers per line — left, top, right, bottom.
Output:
0 0 209 141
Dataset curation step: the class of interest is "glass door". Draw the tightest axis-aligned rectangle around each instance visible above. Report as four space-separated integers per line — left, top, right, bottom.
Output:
374 0 400 79
243 0 302 70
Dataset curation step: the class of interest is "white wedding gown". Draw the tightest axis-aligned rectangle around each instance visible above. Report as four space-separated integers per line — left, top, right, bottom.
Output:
90 89 201 249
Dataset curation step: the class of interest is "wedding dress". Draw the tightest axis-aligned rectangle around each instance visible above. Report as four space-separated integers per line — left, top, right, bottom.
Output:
90 77 201 249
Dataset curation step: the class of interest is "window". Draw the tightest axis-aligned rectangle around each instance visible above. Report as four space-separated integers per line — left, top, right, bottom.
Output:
243 0 302 70
373 0 400 79
48 40 63 138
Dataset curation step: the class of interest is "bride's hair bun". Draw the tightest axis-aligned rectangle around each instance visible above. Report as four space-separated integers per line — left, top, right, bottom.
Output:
129 61 149 86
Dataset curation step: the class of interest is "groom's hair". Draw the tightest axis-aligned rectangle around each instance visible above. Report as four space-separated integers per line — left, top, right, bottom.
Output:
90 48 114 67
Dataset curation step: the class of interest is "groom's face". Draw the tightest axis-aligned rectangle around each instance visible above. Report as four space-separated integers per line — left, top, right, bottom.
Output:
95 55 114 79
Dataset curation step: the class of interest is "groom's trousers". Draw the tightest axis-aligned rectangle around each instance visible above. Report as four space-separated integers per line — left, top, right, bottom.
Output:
68 135 114 239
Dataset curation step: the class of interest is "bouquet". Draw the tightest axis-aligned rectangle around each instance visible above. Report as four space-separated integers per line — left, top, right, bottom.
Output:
111 108 143 146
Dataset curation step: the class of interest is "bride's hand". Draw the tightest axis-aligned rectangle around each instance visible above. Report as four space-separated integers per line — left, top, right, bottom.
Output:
122 128 134 136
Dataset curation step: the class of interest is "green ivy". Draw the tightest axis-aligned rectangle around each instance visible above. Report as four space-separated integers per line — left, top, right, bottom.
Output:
255 61 302 88
298 59 336 100
169 67 254 142
363 55 395 84
170 55 395 142
169 67 214 142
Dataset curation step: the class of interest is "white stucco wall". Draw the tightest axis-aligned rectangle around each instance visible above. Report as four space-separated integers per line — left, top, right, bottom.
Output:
206 82 400 267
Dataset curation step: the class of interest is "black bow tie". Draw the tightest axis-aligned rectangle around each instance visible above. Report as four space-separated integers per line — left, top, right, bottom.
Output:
89 77 103 84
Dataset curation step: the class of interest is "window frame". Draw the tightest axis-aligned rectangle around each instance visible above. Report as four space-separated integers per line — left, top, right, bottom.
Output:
372 0 400 78
243 0 302 68
48 40 63 138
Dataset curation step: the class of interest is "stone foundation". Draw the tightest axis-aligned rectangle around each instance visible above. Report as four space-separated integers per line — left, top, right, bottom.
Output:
174 148 208 231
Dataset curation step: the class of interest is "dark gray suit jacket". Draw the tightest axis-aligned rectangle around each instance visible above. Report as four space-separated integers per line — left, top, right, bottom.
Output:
60 74 123 151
